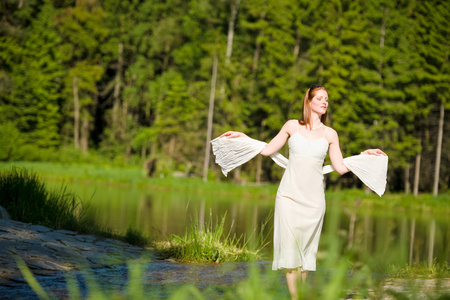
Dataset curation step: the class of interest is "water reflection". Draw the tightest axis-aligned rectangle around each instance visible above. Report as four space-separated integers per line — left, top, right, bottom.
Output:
57 182 449 265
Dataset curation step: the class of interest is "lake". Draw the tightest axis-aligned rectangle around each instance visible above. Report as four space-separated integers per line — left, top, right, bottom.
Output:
47 181 450 269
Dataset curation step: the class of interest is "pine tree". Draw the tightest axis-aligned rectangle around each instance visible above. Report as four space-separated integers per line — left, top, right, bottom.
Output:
2 3 63 150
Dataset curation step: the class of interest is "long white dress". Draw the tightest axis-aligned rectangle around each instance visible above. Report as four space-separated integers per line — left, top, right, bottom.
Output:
272 126 329 271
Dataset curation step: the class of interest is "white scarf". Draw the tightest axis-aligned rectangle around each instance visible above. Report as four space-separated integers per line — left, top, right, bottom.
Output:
210 136 388 196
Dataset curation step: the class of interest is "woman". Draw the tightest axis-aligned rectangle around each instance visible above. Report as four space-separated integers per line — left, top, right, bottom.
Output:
219 85 386 299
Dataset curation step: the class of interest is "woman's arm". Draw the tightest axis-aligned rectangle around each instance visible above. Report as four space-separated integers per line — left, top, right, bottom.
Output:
328 129 387 175
328 129 350 175
259 121 292 157
220 120 294 157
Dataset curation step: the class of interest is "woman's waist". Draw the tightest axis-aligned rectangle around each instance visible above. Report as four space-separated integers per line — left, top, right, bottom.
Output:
288 152 326 163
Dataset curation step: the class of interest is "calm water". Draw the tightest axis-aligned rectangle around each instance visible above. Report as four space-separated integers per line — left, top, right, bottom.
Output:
52 182 450 266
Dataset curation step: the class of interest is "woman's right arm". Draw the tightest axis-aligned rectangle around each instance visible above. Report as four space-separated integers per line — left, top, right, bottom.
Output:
220 121 292 157
259 121 292 156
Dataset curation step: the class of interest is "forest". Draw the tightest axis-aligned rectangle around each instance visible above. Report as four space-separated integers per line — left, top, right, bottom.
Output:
0 0 448 194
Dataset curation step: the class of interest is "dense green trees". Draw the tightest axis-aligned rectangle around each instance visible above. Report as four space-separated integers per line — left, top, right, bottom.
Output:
0 0 448 193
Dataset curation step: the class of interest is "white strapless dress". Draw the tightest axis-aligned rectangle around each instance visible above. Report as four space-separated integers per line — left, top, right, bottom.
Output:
272 130 329 271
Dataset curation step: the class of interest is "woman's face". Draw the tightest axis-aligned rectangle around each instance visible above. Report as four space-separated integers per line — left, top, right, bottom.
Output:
309 89 328 116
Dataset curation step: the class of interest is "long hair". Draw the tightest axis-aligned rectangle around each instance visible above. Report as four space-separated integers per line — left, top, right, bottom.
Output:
299 85 328 129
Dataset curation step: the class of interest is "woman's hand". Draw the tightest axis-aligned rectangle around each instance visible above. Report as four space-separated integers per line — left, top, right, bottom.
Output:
360 149 387 156
220 131 248 139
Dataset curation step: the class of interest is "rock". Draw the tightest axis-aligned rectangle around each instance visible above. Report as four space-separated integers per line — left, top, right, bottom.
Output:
0 218 153 285
28 224 52 233
0 205 10 220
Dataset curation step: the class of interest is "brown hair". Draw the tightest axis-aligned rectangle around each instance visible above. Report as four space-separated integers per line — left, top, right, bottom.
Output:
298 85 328 129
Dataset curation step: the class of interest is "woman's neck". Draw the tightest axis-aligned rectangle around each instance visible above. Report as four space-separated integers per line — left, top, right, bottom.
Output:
309 115 322 130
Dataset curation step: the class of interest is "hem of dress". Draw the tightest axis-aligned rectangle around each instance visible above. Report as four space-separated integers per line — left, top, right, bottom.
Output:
271 259 317 272
271 265 317 272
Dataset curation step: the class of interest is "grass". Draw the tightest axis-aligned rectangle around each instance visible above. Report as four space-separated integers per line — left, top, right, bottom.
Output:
0 167 85 230
153 212 271 263
387 260 450 279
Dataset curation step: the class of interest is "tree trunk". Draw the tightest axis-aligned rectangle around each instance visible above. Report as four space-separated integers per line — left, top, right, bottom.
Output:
220 0 241 97
73 76 80 149
378 17 386 79
163 43 171 71
404 164 411 194
125 145 131 162
169 137 175 156
433 102 444 196
255 155 262 184
409 218 415 265
293 28 301 58
233 166 241 182
141 143 147 160
121 100 128 140
428 219 435 265
202 53 218 182
413 138 421 196
113 42 123 128
80 112 89 153
255 120 266 183
225 0 240 65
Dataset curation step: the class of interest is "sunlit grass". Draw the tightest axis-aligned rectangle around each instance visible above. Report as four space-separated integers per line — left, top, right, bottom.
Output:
387 260 450 279
153 213 271 263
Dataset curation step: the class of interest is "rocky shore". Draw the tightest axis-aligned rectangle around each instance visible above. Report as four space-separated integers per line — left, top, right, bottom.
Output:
0 218 252 299
0 219 152 283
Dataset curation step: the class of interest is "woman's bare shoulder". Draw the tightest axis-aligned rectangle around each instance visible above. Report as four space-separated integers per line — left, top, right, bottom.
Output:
326 126 338 135
280 120 298 136
325 126 339 142
284 120 299 134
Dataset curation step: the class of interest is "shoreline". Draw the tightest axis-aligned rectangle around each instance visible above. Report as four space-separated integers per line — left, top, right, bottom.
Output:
0 219 153 284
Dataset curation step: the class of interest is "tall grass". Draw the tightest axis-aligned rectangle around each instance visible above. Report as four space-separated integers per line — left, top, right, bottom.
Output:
0 167 150 245
0 168 84 229
154 212 271 263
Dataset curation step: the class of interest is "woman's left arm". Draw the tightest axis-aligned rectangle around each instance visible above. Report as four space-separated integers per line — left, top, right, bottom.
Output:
328 129 387 175
328 129 350 175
